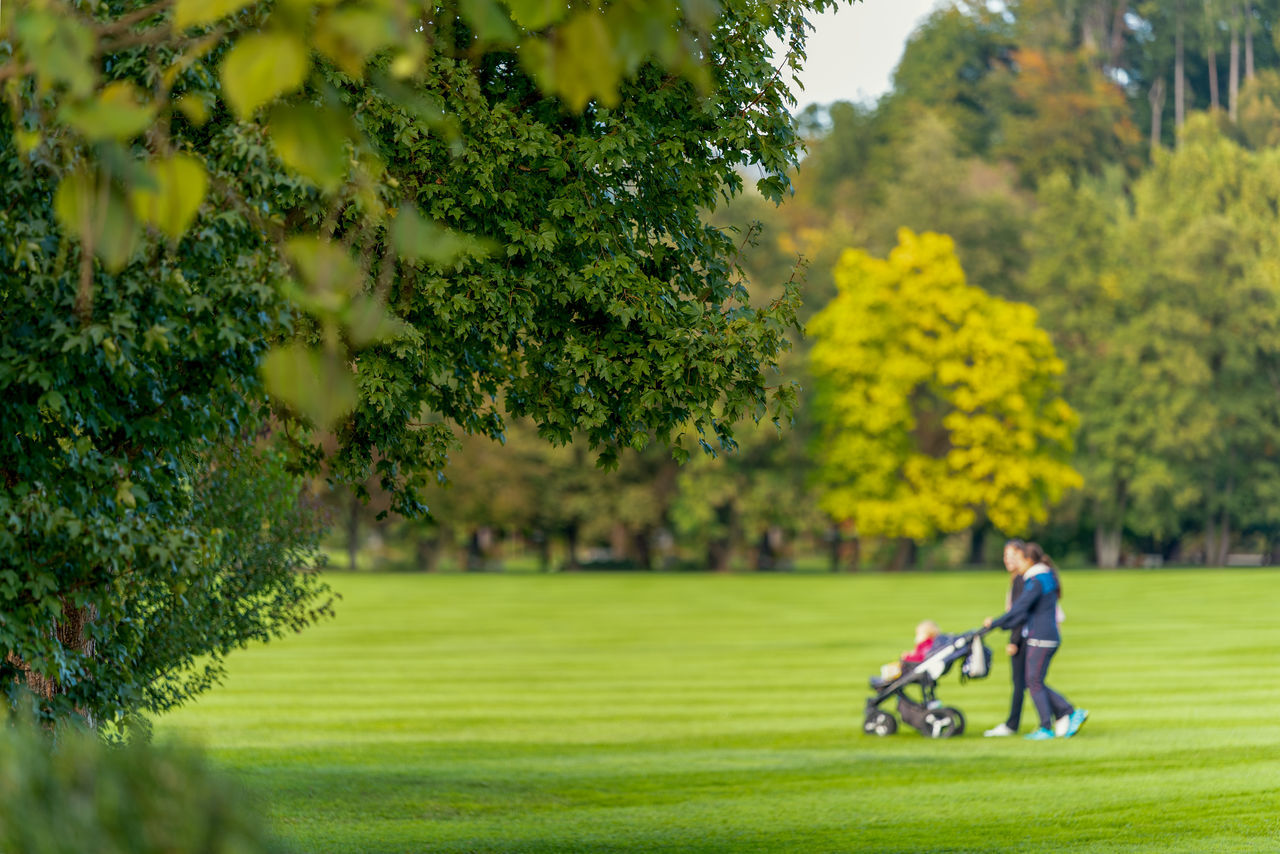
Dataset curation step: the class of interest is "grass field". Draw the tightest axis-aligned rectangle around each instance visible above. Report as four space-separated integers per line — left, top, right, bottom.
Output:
157 569 1280 853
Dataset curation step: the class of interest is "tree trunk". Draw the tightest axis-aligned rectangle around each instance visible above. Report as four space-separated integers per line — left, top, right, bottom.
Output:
414 532 439 572
1211 479 1235 566
755 526 783 571
707 539 732 572
1207 33 1219 112
827 521 859 572
1244 1 1255 80
1108 1 1128 69
842 531 861 572
1095 524 1123 568
8 601 99 726
466 526 495 571
1175 2 1186 136
347 491 360 572
1229 15 1240 122
707 501 734 572
1216 506 1231 565
968 522 987 566
609 521 630 562
632 528 653 571
887 538 916 572
564 522 581 570
535 530 551 572
1204 514 1218 566
1081 1 1108 54
1204 509 1232 566
1149 78 1166 157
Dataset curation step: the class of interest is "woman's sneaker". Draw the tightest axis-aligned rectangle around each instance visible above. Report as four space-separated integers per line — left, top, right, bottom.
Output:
1024 727 1056 740
1054 715 1071 737
1063 709 1089 738
983 723 1016 737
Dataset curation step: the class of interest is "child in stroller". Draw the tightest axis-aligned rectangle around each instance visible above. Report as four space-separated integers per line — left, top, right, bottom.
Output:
876 620 941 682
864 625 993 738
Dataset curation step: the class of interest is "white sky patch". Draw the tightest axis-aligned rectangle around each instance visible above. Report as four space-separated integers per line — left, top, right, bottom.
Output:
782 0 949 110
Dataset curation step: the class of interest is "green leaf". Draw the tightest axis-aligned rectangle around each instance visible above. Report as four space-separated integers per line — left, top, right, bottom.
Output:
60 81 155 141
54 170 139 272
345 295 412 347
173 0 256 30
15 9 95 97
130 154 209 241
269 104 349 192
519 13 620 111
372 72 453 137
219 31 310 120
14 130 41 155
174 94 211 126
285 236 361 297
459 0 518 44
261 344 358 428
313 6 398 78
38 390 66 413
390 205 478 266
51 175 88 236
115 480 137 509
681 0 721 30
502 0 567 30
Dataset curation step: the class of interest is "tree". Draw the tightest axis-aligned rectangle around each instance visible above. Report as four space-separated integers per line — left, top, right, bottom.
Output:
861 111 1033 299
1237 67 1280 146
990 46 1142 182
808 229 1081 562
1 0 839 725
1027 121 1280 565
1110 120 1280 563
1022 170 1145 566
670 414 824 571
884 1 1017 157
0 127 333 724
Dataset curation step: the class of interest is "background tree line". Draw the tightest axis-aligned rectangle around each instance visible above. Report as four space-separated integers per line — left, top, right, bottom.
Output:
349 0 1280 571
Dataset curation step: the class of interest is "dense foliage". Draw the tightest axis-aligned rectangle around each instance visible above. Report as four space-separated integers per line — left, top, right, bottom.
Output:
0 104 332 724
0 721 281 853
774 0 1280 565
1 0 843 723
809 230 1079 544
385 0 1280 571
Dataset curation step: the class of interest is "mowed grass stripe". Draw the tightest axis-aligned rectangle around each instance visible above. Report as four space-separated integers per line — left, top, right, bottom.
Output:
158 570 1280 853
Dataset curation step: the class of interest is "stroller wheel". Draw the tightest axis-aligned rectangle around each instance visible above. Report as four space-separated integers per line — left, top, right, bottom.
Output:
923 707 965 739
864 710 897 736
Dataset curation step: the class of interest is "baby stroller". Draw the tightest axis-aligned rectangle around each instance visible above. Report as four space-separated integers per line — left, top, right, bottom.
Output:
863 627 993 739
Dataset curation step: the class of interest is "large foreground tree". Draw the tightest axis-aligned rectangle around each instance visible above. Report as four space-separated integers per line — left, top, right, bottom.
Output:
0 0 840 725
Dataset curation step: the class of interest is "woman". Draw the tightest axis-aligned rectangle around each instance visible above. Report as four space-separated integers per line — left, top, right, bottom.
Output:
984 542 1088 740
983 539 1028 737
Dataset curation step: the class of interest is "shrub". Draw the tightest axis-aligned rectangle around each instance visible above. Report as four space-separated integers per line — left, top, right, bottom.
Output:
0 722 283 854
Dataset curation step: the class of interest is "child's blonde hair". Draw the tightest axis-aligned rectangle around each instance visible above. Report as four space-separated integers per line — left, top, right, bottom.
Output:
915 620 940 641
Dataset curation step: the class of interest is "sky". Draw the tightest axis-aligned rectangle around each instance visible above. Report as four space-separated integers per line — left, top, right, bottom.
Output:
789 0 948 110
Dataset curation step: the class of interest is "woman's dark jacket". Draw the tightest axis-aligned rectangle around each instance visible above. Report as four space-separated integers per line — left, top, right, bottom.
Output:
992 566 1060 646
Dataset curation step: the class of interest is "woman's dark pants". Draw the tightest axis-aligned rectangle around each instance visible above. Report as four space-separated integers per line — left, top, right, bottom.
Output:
1025 644 1073 730
1005 643 1027 731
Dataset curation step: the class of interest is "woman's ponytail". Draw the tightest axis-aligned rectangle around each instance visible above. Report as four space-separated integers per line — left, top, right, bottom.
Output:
1024 541 1061 599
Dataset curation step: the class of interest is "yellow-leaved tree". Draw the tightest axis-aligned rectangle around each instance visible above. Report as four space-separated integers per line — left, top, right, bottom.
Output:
808 229 1081 551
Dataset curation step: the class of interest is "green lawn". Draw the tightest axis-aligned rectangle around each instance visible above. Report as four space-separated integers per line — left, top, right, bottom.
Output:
157 569 1280 853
